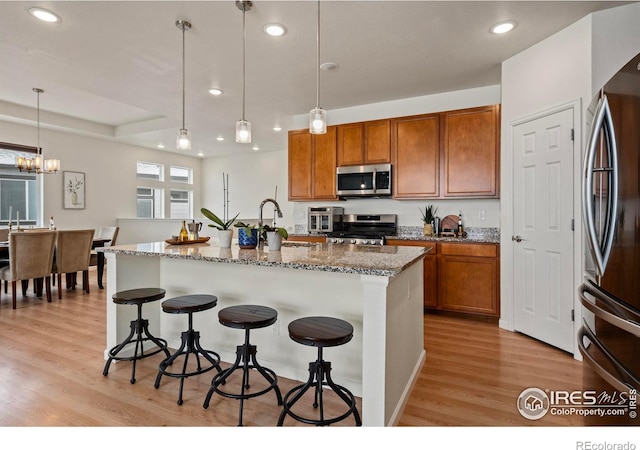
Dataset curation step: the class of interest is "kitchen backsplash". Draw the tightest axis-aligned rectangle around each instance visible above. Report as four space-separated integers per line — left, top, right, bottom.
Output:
294 223 500 241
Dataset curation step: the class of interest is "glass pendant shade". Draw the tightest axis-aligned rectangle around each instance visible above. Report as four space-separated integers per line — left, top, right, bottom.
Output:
176 128 191 150
236 120 251 143
309 107 327 134
44 159 60 173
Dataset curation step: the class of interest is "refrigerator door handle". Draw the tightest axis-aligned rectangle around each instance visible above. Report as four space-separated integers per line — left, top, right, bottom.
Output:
582 95 619 277
579 282 640 337
578 324 640 392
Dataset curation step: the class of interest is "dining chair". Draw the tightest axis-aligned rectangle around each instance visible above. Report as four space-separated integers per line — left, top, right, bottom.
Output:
0 230 57 309
52 229 95 299
89 226 119 267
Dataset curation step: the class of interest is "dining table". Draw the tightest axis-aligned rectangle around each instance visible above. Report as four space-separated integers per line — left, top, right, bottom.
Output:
0 235 112 291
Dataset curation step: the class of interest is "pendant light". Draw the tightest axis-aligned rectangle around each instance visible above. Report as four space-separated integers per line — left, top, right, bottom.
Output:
235 1 252 144
309 0 326 134
16 88 60 174
176 19 192 150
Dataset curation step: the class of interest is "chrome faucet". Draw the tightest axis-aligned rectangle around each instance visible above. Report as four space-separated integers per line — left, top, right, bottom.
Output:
258 198 283 228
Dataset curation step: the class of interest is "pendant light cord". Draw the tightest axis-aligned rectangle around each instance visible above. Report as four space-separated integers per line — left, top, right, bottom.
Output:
242 5 246 121
316 0 320 109
36 89 41 154
181 24 186 129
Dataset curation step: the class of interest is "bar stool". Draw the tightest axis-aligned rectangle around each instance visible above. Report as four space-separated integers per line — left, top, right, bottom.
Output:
103 287 170 384
154 294 222 405
277 316 362 426
203 304 283 426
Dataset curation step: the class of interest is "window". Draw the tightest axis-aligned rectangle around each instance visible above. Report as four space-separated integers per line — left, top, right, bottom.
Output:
136 187 164 218
170 189 192 219
136 161 164 181
0 143 39 226
170 166 192 184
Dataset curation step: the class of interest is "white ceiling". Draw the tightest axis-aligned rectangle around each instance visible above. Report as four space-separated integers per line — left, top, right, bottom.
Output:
0 1 631 158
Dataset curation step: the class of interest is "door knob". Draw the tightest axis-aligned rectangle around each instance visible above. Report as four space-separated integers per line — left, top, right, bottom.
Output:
512 235 524 242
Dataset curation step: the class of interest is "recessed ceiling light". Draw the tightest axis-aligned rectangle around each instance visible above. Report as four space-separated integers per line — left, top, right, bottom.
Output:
320 62 338 71
490 21 516 35
29 7 61 23
273 126 282 132
157 143 165 149
197 151 204 157
208 88 223 96
216 136 224 141
252 146 260 151
263 23 286 37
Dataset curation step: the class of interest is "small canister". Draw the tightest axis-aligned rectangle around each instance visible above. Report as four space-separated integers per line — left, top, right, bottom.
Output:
433 217 441 237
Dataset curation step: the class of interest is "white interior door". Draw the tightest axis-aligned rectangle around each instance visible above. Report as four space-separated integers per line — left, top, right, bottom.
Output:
512 108 575 353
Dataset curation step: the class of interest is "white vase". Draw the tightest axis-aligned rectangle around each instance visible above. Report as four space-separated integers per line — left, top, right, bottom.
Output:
266 231 282 251
218 229 233 248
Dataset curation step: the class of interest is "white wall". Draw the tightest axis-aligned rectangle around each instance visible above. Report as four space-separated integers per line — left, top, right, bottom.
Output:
0 119 203 240
201 85 502 234
499 2 640 351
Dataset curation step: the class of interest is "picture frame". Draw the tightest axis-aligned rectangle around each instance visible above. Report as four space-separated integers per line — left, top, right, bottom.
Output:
63 171 85 210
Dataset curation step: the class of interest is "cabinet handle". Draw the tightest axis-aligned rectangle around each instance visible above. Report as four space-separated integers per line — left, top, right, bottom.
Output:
511 235 524 242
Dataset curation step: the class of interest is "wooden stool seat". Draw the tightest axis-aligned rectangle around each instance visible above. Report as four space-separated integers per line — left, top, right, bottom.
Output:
155 294 222 405
161 294 218 314
112 287 166 305
277 316 361 427
288 316 354 348
103 287 170 384
218 304 278 330
204 305 282 426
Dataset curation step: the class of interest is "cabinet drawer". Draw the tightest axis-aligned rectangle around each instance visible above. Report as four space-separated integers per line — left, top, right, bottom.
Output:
439 242 497 258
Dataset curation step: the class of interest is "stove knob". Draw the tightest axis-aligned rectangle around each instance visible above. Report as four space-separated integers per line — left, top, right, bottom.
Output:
337 239 344 244
350 239 357 244
362 240 369 245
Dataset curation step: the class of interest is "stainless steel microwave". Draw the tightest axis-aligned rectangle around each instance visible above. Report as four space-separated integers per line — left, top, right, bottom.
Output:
336 163 392 198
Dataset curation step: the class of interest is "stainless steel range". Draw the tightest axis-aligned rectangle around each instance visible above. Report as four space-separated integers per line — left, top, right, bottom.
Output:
326 214 396 245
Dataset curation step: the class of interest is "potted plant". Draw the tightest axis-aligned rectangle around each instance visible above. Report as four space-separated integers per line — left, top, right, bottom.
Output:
201 208 239 248
261 224 288 251
419 205 438 236
234 221 259 249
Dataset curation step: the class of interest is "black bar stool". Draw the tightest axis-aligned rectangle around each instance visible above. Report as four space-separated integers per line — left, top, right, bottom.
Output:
277 316 362 426
103 287 170 384
203 304 283 426
154 294 222 405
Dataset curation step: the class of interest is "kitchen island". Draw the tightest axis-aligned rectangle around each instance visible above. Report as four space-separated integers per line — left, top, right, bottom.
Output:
100 241 428 426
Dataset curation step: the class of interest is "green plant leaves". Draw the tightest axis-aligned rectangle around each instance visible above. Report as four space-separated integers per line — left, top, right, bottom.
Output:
201 208 238 230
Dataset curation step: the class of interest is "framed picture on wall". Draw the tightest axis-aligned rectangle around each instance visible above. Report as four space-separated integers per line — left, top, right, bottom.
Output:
63 171 85 209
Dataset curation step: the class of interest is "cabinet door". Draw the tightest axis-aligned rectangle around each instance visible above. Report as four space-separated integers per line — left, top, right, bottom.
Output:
438 253 499 316
288 130 313 200
392 114 440 198
337 123 364 166
442 105 499 197
312 126 338 199
423 254 437 308
364 119 391 164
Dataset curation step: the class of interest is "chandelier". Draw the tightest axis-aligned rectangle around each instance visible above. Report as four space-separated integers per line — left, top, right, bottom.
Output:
16 88 60 174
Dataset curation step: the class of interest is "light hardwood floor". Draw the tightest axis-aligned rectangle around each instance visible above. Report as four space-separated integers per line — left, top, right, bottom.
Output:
0 268 586 428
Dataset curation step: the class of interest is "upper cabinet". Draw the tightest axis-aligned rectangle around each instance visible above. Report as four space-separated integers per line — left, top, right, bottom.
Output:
442 105 500 198
288 104 500 201
391 114 440 198
288 127 338 201
392 104 500 199
337 119 391 166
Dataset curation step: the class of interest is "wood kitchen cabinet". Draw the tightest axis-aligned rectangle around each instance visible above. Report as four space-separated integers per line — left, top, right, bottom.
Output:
337 119 391 166
437 242 499 316
391 113 440 198
288 127 337 201
442 105 499 198
387 240 499 317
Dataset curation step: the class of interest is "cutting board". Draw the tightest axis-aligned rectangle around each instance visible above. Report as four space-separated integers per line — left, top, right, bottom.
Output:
440 215 460 232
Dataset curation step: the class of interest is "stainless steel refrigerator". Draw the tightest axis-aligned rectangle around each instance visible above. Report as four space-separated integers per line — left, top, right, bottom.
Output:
580 52 640 425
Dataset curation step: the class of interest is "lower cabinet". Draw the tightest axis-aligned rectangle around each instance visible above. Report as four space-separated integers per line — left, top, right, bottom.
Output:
387 240 500 317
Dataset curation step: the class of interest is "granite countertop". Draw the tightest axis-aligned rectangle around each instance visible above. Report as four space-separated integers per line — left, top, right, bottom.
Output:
290 227 500 244
100 241 430 277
